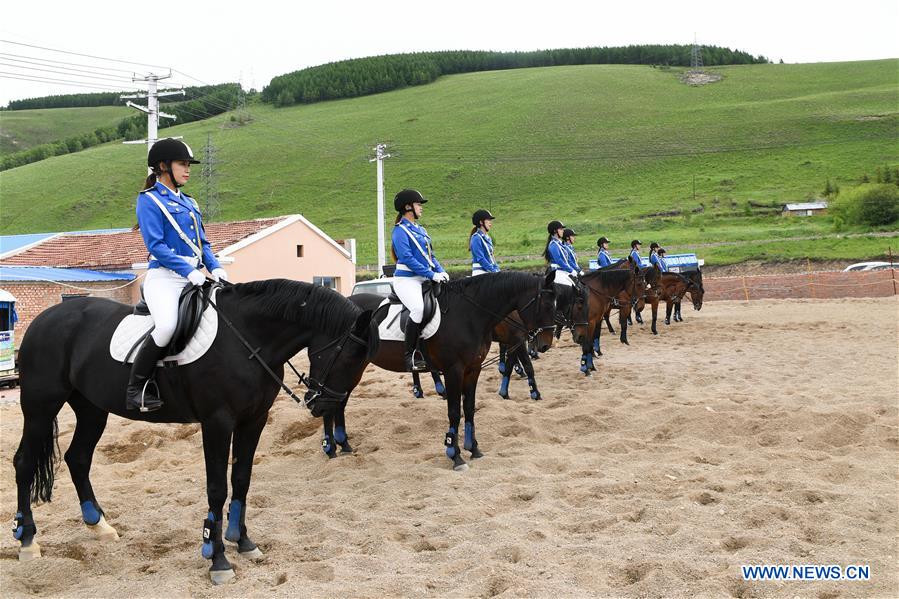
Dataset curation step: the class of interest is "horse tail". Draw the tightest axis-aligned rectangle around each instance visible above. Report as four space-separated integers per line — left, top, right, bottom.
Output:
15 416 61 504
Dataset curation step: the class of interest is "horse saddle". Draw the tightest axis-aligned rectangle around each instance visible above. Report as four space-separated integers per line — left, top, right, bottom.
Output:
110 285 219 366
376 283 441 342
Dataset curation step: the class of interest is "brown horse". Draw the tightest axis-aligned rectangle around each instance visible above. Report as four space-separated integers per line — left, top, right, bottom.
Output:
672 268 704 321
635 271 695 334
573 260 647 375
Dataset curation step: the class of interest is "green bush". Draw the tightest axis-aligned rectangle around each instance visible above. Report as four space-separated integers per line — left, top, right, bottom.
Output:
833 184 899 227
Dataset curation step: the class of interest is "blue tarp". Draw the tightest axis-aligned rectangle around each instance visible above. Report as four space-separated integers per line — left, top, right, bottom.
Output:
0 266 135 283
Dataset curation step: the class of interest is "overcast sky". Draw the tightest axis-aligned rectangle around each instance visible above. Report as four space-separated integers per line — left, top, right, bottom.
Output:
1 0 897 105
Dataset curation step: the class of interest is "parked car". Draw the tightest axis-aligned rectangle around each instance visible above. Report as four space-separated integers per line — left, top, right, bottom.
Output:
842 261 893 272
351 277 394 298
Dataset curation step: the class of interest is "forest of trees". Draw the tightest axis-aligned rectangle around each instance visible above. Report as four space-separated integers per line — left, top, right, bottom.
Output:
1 84 241 171
262 45 768 107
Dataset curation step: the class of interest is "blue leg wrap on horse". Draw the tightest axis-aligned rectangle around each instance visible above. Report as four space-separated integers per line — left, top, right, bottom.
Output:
463 422 474 451
13 512 23 540
498 361 506 375
580 354 590 373
444 428 457 458
201 512 216 559
81 500 101 525
334 426 347 444
499 376 510 397
435 380 446 395
593 337 600 352
225 501 242 543
321 434 333 455
528 378 539 399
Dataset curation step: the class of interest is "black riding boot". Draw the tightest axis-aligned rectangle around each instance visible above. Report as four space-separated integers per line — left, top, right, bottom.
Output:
125 337 167 412
404 320 427 372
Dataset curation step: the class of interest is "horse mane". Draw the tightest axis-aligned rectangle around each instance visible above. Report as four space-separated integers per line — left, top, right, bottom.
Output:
581 268 632 286
442 271 540 303
597 259 627 271
224 279 360 337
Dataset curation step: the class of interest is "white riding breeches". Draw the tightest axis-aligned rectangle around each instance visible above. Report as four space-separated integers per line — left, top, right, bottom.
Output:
144 266 193 346
393 275 427 323
553 269 576 286
471 269 487 277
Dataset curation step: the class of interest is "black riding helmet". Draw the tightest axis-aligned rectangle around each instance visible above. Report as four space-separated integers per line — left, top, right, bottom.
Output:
649 242 660 250
547 220 565 235
472 209 495 227
148 138 200 167
394 189 427 213
658 248 667 255
563 227 577 240
631 239 642 248
597 236 610 247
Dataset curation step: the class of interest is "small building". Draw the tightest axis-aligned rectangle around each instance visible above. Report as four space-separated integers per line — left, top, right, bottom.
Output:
782 201 828 217
0 215 356 346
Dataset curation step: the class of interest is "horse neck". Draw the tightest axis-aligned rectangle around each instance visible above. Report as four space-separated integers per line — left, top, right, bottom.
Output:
457 274 537 328
588 270 631 296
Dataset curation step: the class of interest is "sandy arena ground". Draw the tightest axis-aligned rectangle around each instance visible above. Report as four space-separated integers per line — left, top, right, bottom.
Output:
0 298 897 598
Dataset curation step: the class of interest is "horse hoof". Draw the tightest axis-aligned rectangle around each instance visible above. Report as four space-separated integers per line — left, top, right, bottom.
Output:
339 444 354 454
326 451 337 459
498 393 510 400
239 547 265 562
210 567 236 585
469 448 484 459
87 515 119 541
18 541 41 562
453 462 469 472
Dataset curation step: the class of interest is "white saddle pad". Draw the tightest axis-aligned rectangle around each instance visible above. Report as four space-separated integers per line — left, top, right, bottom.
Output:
109 289 219 366
376 298 441 342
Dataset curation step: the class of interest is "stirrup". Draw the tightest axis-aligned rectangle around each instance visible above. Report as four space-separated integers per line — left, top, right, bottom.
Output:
406 349 428 373
129 379 163 413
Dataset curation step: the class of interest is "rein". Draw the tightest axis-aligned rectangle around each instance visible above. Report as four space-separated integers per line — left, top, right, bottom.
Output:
456 283 556 342
206 283 363 411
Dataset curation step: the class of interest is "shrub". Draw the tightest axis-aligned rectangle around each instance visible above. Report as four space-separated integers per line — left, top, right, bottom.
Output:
832 184 899 227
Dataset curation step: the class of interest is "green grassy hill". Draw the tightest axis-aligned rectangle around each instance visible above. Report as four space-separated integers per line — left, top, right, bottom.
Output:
1 60 897 268
0 106 130 155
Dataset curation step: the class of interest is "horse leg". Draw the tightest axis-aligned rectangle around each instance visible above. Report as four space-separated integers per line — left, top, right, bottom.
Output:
619 306 630 345
593 324 602 356
430 370 446 398
651 299 659 335
497 343 511 400
443 367 467 471
200 417 236 585
64 394 118 541
321 411 337 459
225 411 267 562
665 300 673 325
635 304 644 324
605 308 615 334
13 393 66 562
411 371 424 399
513 354 525 378
462 369 484 459
334 401 353 453
517 346 541 400
580 324 595 376
675 301 683 322
528 338 539 360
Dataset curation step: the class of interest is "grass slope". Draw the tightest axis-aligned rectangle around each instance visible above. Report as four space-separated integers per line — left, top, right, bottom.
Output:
0 106 130 155
1 60 897 268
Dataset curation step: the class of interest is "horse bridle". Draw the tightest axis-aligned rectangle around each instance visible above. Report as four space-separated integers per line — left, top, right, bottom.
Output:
207 289 367 411
460 282 557 343
559 279 590 330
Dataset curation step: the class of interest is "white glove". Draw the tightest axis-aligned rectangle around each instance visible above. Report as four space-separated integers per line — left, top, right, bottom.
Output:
186 270 206 286
432 272 450 283
211 268 228 282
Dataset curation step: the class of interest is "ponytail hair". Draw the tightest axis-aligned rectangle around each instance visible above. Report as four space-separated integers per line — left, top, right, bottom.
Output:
468 226 478 250
142 171 157 191
390 213 403 262
542 234 554 261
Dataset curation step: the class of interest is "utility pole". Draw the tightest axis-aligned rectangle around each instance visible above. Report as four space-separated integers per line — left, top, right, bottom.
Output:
121 71 185 161
691 34 703 71
202 133 220 221
369 143 391 277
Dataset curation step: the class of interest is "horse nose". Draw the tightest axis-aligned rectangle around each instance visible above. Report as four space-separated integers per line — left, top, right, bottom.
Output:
538 342 550 353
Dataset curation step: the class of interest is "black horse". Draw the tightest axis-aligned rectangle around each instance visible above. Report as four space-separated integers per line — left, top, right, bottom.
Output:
327 271 558 471
672 268 704 321
11 280 378 584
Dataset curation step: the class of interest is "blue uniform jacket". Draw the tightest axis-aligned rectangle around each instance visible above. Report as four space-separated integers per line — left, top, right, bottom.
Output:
650 253 669 272
547 238 576 273
136 182 220 278
470 230 500 273
629 249 642 267
563 242 580 272
597 248 613 267
392 217 445 278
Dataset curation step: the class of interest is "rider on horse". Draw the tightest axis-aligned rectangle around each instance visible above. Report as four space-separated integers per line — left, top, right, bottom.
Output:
562 227 583 275
391 189 449 372
596 236 613 267
127 138 227 412
655 248 670 272
544 220 577 286
629 239 643 268
470 209 499 276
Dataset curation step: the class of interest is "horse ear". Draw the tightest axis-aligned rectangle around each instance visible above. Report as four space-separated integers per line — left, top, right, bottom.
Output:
352 309 373 337
543 269 555 288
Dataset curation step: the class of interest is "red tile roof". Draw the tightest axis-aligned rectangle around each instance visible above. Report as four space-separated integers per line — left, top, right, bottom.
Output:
0 217 288 270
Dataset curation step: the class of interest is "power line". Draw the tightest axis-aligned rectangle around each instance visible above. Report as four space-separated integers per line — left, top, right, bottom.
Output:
0 73 142 92
0 39 169 70
0 52 137 74
0 61 139 83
